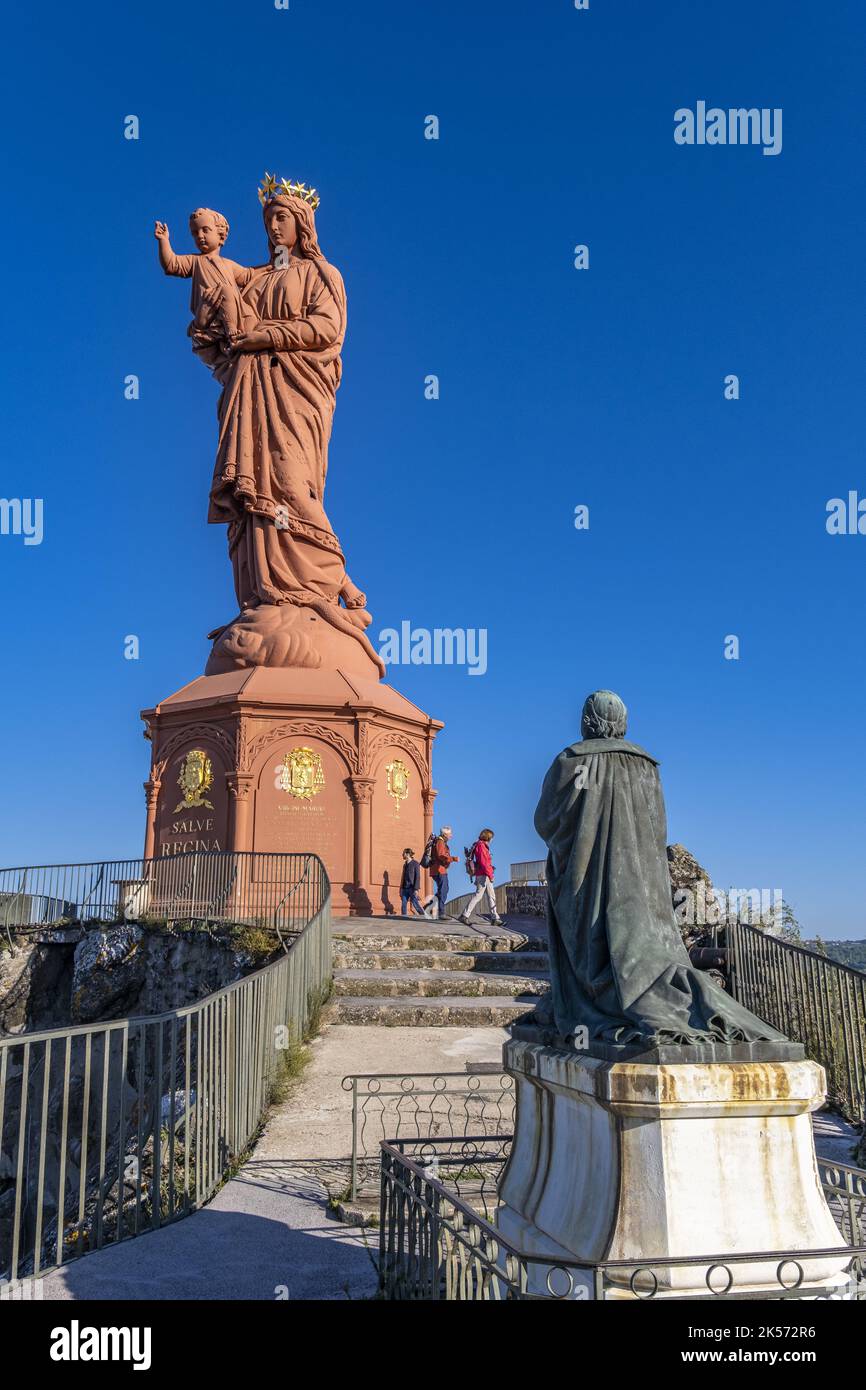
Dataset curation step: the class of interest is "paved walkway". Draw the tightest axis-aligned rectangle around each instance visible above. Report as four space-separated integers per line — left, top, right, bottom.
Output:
40 1023 509 1301
812 1108 860 1166
41 1165 377 1302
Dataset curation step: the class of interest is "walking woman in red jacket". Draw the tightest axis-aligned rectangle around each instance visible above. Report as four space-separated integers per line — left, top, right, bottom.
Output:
459 829 504 927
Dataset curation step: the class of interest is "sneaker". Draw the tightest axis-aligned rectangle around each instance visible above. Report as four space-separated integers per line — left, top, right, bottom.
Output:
491 916 505 927
459 913 472 926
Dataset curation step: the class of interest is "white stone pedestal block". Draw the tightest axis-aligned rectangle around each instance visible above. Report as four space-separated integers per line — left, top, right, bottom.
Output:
496 1040 851 1299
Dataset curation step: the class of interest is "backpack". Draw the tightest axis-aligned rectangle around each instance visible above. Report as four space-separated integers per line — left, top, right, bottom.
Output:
420 833 436 870
464 843 477 879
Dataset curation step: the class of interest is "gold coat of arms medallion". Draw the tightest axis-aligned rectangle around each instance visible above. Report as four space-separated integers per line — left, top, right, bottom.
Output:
277 746 326 800
385 758 410 814
174 749 215 812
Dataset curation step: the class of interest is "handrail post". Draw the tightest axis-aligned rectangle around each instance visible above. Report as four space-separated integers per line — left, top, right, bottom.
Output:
350 1078 359 1201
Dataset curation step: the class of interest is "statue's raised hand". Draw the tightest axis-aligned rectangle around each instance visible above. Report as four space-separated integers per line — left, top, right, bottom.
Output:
154 221 169 241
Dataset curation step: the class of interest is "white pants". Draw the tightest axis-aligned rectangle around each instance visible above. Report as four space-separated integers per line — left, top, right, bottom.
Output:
464 876 498 920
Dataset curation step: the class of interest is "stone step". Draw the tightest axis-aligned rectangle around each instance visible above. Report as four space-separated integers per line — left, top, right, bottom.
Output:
332 931 548 954
332 948 550 973
334 1188 494 1227
333 969 550 999
329 995 537 1027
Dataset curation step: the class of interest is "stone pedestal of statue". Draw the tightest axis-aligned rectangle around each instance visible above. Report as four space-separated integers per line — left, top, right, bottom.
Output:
141 666 441 916
495 1036 851 1299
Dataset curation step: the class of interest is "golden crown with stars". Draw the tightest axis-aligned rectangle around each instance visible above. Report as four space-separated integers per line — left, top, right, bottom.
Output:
258 173 320 210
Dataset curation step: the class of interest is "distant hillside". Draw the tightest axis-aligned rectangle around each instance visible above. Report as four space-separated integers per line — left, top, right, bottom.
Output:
803 939 866 972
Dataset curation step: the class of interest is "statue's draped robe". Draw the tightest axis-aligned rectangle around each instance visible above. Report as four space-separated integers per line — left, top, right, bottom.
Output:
207 256 357 627
534 739 786 1045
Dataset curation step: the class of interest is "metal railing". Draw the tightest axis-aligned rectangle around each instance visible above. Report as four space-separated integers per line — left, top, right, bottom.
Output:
728 921 866 1124
0 851 325 946
509 861 547 884
0 857 332 1282
342 1071 515 1200
379 1137 866 1301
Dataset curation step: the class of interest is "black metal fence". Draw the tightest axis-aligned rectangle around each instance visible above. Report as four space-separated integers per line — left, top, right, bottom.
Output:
0 851 326 946
728 921 866 1124
342 1071 515 1199
379 1138 866 1301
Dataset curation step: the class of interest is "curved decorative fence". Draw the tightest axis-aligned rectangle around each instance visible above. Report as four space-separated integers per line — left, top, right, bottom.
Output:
0 854 331 1283
728 921 866 1124
342 1070 515 1200
379 1137 866 1301
0 850 325 946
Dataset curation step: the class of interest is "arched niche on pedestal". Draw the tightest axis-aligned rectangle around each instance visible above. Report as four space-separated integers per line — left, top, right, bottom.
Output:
153 728 231 856
249 730 353 889
369 737 427 913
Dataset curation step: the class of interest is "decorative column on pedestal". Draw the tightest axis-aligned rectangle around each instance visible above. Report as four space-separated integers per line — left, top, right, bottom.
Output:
226 771 255 854
143 779 161 860
422 787 437 899
348 776 376 914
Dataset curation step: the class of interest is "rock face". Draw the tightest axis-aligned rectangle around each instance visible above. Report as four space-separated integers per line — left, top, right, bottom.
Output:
0 939 76 1034
71 925 146 1023
1 924 278 1034
70 925 277 1024
666 843 717 948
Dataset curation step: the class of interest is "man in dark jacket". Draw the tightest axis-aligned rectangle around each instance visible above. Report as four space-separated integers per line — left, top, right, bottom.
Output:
399 849 427 917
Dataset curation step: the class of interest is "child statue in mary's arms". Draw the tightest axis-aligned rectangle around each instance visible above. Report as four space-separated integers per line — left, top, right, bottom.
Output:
154 208 255 351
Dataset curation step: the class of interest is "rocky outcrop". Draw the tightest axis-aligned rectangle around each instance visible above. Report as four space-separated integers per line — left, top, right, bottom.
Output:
1 922 280 1035
70 923 280 1024
0 938 76 1034
667 843 718 949
71 925 146 1023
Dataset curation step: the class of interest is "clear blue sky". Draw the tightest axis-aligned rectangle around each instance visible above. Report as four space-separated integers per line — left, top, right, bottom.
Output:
1 1 864 936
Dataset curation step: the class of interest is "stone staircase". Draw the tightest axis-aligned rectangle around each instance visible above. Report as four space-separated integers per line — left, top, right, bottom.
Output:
329 917 550 1026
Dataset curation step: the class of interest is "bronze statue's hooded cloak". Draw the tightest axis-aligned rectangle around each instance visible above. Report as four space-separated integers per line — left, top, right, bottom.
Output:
534 692 786 1046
